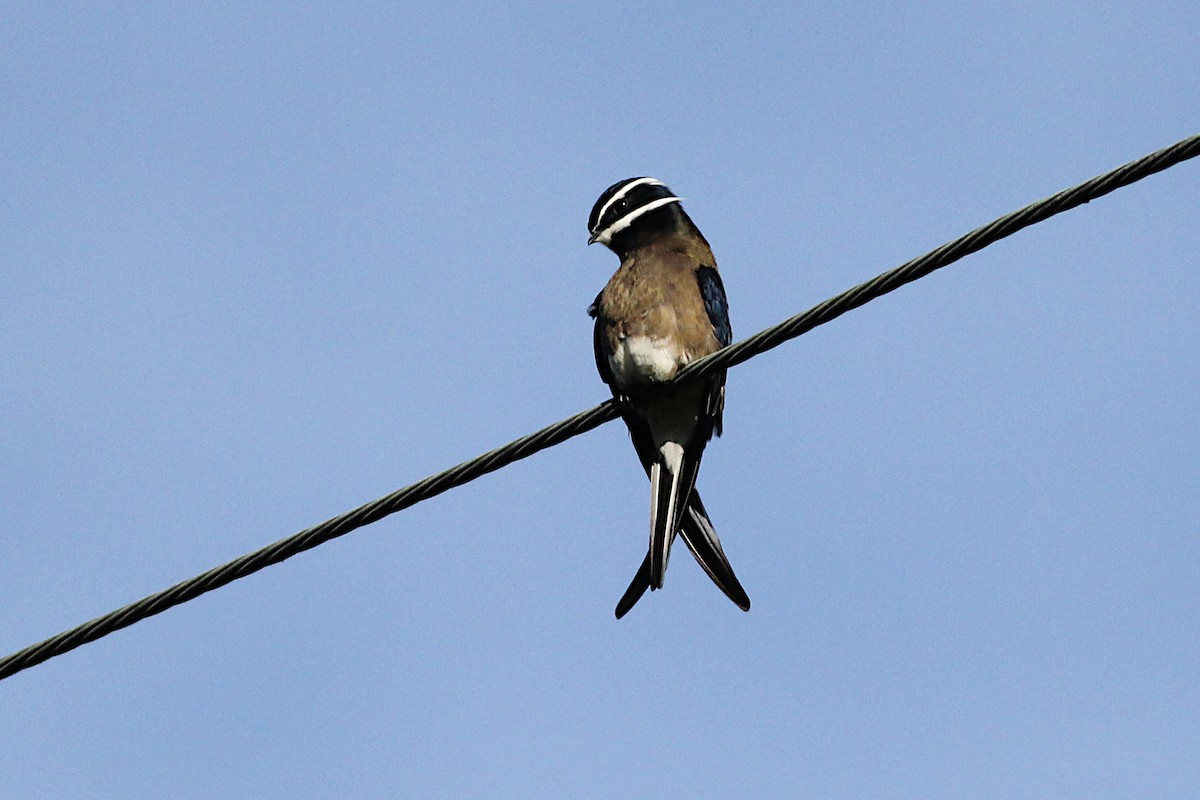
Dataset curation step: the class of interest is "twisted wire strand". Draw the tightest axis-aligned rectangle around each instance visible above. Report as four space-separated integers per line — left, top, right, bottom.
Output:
679 133 1200 382
2 133 1197 682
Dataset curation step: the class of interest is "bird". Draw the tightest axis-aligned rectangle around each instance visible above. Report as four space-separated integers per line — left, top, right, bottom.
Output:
586 176 750 618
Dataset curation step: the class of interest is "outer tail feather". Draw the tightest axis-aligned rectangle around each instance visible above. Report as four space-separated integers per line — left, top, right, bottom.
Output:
647 462 667 590
677 495 750 612
648 458 688 590
614 543 656 619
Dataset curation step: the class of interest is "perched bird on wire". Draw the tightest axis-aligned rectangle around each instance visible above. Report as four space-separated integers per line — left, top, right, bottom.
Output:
587 177 750 618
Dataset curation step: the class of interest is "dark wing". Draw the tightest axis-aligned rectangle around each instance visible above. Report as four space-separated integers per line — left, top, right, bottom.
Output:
588 290 615 390
696 266 732 347
694 265 730 438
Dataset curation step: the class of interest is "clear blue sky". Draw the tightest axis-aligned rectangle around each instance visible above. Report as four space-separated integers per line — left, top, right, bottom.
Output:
3 3 1197 797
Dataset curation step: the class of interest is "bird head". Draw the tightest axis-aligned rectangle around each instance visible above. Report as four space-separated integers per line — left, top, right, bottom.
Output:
587 177 685 251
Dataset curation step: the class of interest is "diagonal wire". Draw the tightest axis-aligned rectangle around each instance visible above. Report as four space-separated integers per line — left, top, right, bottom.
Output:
678 133 1200 383
2 133 1198 683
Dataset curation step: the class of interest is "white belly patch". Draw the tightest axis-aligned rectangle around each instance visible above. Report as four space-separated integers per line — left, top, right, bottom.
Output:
610 334 683 385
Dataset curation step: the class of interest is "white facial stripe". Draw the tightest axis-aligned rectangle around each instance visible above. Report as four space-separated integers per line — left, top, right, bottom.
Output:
594 177 666 230
592 196 682 245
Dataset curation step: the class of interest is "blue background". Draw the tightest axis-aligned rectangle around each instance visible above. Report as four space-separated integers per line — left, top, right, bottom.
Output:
3 3 1197 797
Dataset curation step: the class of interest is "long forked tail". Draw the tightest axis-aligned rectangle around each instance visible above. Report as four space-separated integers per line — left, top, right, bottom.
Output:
616 492 750 619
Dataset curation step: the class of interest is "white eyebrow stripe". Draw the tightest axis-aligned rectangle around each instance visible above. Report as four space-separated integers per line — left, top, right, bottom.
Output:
592 195 682 245
594 177 667 229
